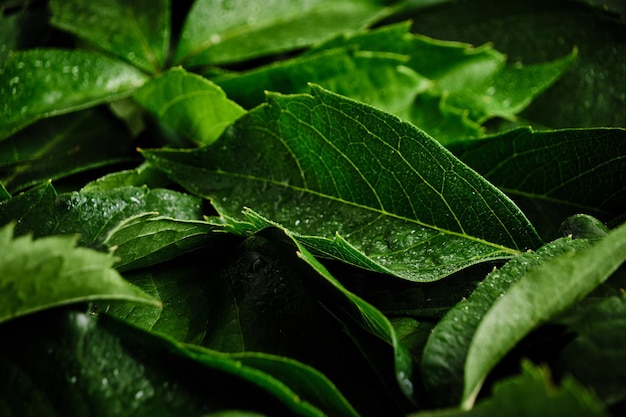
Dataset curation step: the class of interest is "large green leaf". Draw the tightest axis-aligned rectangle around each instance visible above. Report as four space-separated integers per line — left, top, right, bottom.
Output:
450 127 626 239
49 0 171 73
0 48 149 140
0 182 204 245
135 68 246 146
409 361 608 417
462 220 626 408
0 108 137 193
420 236 591 407
174 0 387 67
0 222 160 325
144 85 541 282
399 0 626 129
0 309 327 416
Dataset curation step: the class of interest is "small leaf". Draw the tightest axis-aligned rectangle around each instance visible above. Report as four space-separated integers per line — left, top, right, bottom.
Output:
50 0 171 73
420 236 591 407
0 222 160 325
174 0 387 67
144 85 541 282
81 162 171 192
102 213 218 271
135 67 246 145
463 220 626 408
0 48 149 140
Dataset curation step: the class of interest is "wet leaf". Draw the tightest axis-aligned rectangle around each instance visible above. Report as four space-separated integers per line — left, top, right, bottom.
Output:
50 0 171 73
0 222 160 325
144 85 541 282
0 48 149 140
463 220 626 407
174 0 387 67
135 68 246 145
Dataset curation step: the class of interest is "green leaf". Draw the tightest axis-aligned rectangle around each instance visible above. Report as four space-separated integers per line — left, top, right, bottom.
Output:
462 220 626 408
554 293 626 408
81 162 171 192
0 182 203 245
450 127 626 239
409 361 608 417
174 0 387 67
403 0 626 128
0 48 149 140
144 85 541 282
135 67 246 146
0 222 160 325
0 309 326 416
0 181 9 201
420 236 591 407
0 108 137 193
50 0 171 73
102 213 218 271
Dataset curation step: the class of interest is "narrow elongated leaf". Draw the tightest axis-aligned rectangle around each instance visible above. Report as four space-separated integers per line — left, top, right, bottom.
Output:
144 85 541 282
420 236 591 407
450 127 626 238
50 0 171 73
174 0 387 67
0 108 137 193
0 48 149 140
0 222 160 325
463 220 626 408
135 68 246 145
409 361 608 417
0 309 321 416
102 213 218 271
0 182 203 245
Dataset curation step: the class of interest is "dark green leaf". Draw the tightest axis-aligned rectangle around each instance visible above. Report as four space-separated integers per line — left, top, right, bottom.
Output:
0 108 137 193
174 0 387 67
463 220 626 407
450 127 626 239
0 181 9 201
554 293 626 408
144 85 541 282
102 213 218 271
81 162 171 192
50 0 171 73
0 182 204 245
0 309 322 416
0 222 160 325
0 48 149 140
409 361 608 417
421 236 590 407
135 67 246 145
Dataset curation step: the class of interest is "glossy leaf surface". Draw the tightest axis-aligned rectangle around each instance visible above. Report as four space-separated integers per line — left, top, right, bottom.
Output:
0 222 160 325
0 48 149 140
144 85 541 281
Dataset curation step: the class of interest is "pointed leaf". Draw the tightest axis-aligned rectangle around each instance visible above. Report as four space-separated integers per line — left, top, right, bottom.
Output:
421 236 591 407
50 0 171 73
81 162 171 192
463 220 626 407
0 222 160 325
174 0 387 67
144 85 541 282
0 48 149 140
135 68 246 145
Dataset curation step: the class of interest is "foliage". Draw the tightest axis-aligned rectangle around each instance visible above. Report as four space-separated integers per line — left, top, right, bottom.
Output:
1 0 625 416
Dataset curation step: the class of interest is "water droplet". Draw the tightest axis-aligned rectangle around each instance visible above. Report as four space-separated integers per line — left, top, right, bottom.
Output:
9 76 19 86
72 66 79 76
70 376 77 384
16 61 25 69
294 219 301 226
135 390 144 400
210 33 222 44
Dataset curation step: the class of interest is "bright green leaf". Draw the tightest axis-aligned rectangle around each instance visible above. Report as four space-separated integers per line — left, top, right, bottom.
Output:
50 0 171 73
463 220 626 408
135 67 246 145
409 361 608 417
0 108 137 193
0 48 149 140
144 85 541 282
0 222 160 325
420 236 591 407
174 0 388 67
